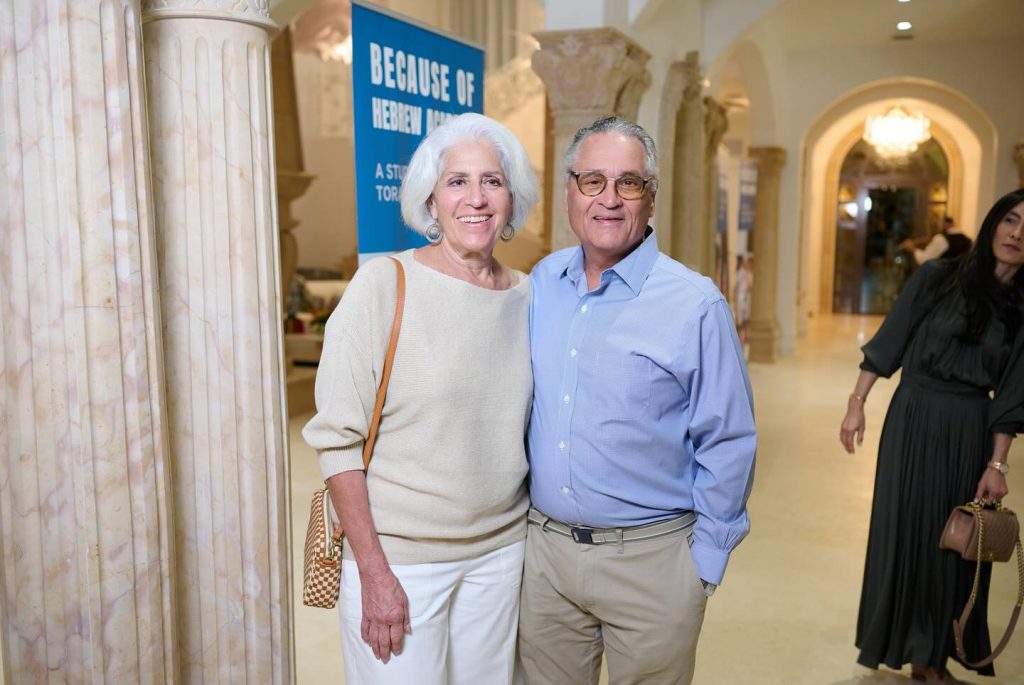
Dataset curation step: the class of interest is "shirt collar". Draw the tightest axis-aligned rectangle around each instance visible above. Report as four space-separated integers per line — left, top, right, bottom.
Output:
561 227 658 295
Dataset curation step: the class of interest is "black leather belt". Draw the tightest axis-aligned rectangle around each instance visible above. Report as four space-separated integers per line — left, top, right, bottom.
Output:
528 507 696 545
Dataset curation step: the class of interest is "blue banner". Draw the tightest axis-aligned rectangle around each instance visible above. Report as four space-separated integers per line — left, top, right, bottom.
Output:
351 1 485 261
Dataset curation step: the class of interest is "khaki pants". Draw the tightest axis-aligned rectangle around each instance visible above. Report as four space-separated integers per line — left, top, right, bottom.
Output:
517 521 707 685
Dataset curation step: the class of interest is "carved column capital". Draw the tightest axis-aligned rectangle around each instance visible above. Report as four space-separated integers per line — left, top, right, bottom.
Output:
532 27 651 123
748 146 787 177
681 50 703 102
531 27 651 252
704 97 728 162
142 0 275 30
485 56 546 121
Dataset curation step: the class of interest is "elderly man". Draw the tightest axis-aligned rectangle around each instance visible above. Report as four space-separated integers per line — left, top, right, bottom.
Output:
518 116 757 685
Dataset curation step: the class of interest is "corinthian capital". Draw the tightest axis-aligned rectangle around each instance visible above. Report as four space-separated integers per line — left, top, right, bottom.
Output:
532 27 651 121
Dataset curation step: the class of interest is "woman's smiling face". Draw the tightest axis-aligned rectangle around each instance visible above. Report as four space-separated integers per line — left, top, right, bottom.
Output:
428 140 512 257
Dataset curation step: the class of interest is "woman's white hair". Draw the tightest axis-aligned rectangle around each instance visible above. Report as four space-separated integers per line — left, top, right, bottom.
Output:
399 113 539 237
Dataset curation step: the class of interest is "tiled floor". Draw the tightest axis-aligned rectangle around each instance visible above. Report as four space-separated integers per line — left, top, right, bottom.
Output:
289 314 1024 684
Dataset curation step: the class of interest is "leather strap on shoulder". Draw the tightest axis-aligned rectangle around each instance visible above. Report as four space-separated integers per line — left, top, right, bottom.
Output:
361 257 405 469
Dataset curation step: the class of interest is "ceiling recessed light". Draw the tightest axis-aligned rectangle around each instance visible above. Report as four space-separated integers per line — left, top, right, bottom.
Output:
896 21 912 30
897 0 910 3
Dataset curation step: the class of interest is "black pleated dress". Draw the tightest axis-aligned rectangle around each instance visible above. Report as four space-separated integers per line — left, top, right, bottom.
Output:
856 261 1024 676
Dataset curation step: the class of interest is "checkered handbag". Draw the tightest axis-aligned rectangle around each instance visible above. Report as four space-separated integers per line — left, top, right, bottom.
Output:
302 487 343 608
301 257 405 609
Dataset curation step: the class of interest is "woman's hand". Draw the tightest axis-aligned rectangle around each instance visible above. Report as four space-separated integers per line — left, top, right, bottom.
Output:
324 470 411 663
359 564 410 663
974 467 1009 504
840 400 866 454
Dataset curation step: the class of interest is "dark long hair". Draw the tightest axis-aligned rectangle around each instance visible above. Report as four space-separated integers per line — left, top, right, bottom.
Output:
953 188 1024 342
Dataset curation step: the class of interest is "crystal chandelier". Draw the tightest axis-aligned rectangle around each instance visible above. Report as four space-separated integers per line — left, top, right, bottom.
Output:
863 106 931 158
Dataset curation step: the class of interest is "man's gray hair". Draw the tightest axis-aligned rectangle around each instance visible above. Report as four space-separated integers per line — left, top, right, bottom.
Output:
564 116 659 180
400 113 540 237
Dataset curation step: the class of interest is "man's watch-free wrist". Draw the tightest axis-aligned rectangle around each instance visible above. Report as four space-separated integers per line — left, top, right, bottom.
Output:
988 461 1009 476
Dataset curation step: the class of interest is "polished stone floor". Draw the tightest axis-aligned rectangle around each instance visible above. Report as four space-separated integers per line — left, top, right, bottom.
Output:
290 314 1024 685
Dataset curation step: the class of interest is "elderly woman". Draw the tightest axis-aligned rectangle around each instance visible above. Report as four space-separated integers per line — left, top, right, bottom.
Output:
302 113 538 684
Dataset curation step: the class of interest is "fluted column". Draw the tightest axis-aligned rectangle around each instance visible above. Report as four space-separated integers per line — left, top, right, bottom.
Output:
0 1 177 683
702 97 729 275
141 2 293 684
668 51 704 270
747 146 786 363
532 28 651 251
1014 142 1024 188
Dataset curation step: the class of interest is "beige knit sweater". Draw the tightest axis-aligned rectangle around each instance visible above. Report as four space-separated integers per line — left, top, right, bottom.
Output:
302 250 532 564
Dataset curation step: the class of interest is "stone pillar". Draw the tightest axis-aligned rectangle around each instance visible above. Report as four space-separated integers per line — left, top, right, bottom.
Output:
271 27 316 310
702 97 729 276
0 1 178 683
1014 142 1024 188
653 60 688 243
668 52 704 271
141 3 294 684
532 28 651 251
746 146 787 363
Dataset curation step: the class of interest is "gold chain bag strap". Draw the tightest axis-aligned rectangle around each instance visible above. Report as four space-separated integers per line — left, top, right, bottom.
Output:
939 501 1023 668
302 257 406 609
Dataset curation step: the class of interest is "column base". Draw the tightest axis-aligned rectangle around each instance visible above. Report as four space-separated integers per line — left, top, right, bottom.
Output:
747 318 779 363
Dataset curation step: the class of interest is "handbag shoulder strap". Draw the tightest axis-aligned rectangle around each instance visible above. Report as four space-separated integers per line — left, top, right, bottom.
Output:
360 256 405 470
953 507 1024 668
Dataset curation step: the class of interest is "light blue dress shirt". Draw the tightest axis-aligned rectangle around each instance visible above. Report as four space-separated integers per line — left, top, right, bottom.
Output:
527 230 756 585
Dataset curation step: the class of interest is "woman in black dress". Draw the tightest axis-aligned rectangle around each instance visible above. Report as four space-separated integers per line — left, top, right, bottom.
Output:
839 188 1024 685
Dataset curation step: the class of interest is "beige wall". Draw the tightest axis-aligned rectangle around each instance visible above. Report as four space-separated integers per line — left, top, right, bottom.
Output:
291 51 358 274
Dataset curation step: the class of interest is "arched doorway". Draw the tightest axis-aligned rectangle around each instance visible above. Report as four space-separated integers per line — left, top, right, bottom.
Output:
832 138 949 314
798 79 997 324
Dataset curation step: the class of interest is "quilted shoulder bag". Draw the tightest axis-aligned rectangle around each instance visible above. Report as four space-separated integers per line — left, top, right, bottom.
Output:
938 500 1023 668
302 257 406 609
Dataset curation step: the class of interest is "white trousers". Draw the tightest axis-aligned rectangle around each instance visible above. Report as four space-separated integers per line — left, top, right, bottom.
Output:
339 540 525 685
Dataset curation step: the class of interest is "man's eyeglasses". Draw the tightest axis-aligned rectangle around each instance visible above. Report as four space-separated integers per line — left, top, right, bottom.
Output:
569 171 654 200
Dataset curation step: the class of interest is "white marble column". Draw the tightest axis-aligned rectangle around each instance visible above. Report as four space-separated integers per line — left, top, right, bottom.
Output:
532 28 651 252
141 2 293 684
747 146 787 364
0 1 178 682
